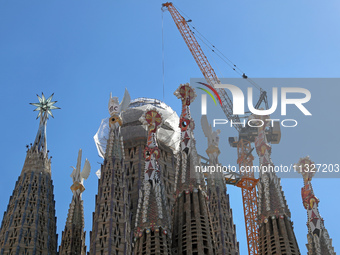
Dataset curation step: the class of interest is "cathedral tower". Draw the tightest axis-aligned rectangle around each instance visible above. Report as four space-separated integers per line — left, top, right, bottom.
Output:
255 116 300 255
90 94 179 254
171 84 216 255
89 90 132 255
59 149 90 255
296 157 335 255
133 108 172 254
0 93 59 255
201 115 239 255
120 98 178 238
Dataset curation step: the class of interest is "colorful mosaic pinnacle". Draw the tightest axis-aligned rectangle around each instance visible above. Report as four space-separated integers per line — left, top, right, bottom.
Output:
296 157 321 235
135 107 170 238
295 156 335 255
173 83 200 191
295 156 317 183
174 83 197 155
171 83 216 255
140 109 162 185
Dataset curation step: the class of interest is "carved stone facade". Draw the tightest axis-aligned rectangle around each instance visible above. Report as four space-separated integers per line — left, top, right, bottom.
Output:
171 84 216 255
133 108 172 255
89 92 220 255
202 115 239 255
256 118 300 255
0 94 59 255
120 99 178 255
1 92 323 255
59 198 86 255
207 175 239 255
0 147 58 255
89 121 131 254
59 149 89 255
257 174 300 255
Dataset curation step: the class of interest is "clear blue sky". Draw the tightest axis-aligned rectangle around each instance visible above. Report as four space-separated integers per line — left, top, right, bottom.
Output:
0 1 339 254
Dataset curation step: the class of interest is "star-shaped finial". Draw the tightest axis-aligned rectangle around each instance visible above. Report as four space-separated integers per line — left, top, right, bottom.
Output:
30 93 60 119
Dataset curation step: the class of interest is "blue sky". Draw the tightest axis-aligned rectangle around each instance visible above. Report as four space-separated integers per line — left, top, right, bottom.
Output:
0 0 339 254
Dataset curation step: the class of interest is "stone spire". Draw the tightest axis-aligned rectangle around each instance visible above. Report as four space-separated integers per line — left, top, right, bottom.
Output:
133 108 171 255
295 156 336 255
59 149 90 255
171 83 216 255
201 115 239 255
254 115 300 254
0 93 59 255
89 90 132 255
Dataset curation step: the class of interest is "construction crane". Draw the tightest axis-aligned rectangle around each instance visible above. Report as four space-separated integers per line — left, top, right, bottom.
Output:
162 3 280 255
200 154 258 191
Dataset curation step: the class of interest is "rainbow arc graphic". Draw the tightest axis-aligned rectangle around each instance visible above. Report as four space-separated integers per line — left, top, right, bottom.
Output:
197 82 222 106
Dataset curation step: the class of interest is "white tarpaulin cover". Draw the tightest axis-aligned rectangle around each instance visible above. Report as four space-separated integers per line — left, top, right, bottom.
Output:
93 98 180 159
93 117 110 158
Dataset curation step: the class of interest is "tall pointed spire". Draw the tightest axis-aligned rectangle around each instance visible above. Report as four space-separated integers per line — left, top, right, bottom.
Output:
171 83 216 254
0 93 59 255
296 156 336 255
89 90 132 255
133 107 171 254
59 149 90 255
254 115 300 254
201 115 239 255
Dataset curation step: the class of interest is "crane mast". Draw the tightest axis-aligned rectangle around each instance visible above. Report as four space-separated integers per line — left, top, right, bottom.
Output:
162 2 259 255
237 140 259 255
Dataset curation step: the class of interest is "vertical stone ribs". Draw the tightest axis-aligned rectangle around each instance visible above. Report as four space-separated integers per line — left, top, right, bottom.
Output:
207 178 239 255
255 117 300 255
0 147 58 255
59 149 90 255
201 115 239 255
90 126 131 255
59 199 86 255
90 92 132 255
172 154 215 255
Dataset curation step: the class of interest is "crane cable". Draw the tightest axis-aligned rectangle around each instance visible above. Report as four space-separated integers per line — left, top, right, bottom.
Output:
197 32 227 80
192 28 261 91
173 3 263 92
162 10 165 101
